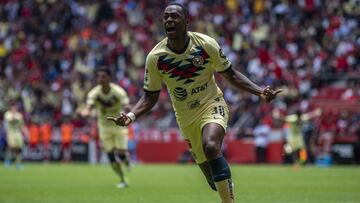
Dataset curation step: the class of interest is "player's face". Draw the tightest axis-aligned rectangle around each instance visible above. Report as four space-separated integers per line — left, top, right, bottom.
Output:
10 104 17 112
96 71 110 86
163 5 188 39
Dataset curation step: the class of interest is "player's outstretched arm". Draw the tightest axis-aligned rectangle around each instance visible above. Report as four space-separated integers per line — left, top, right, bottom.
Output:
22 125 30 140
107 90 160 126
220 67 282 102
301 108 322 121
77 104 93 118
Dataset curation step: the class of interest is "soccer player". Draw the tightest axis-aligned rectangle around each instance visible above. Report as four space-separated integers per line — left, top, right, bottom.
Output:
3 102 28 169
274 108 322 169
108 2 281 202
81 68 131 188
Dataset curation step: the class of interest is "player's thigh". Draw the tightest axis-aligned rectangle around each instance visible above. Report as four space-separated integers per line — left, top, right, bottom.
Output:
288 135 305 150
200 100 229 145
17 135 24 148
179 101 229 163
114 128 129 151
180 122 207 164
7 134 23 149
6 135 16 148
99 128 118 153
201 123 225 158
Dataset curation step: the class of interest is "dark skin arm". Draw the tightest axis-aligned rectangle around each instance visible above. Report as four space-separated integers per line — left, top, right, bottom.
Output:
220 67 282 102
107 90 160 126
108 67 281 125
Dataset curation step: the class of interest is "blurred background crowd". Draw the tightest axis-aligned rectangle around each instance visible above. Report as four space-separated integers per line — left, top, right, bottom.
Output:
0 0 359 164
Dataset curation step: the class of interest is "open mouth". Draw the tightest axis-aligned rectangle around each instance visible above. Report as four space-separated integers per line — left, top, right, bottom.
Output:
166 26 176 34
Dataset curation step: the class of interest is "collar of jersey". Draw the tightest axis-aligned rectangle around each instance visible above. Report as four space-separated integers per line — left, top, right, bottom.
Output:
166 35 191 54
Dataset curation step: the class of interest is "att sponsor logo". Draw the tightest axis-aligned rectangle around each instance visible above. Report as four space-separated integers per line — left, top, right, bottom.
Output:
191 82 208 95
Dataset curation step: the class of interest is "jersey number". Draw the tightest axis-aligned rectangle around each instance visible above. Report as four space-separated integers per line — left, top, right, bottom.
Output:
212 105 225 117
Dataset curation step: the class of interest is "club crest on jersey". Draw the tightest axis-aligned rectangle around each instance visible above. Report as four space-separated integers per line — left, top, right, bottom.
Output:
192 55 204 67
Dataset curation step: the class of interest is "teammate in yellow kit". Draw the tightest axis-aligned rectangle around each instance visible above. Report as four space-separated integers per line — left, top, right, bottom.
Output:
81 68 131 188
274 108 322 169
108 2 281 202
3 102 28 169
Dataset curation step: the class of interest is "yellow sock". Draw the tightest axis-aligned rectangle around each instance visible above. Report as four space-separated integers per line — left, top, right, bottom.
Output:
215 179 234 203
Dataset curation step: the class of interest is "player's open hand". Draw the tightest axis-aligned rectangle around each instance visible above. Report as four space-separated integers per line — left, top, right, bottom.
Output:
260 86 282 102
107 113 132 126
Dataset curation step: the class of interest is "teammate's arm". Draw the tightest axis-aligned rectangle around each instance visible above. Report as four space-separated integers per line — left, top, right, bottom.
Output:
107 90 160 126
300 108 322 121
21 125 30 141
78 104 94 117
220 67 282 102
107 51 162 126
79 88 97 117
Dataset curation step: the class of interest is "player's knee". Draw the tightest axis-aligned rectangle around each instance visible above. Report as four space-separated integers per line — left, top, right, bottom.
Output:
107 152 116 163
209 156 231 182
203 140 221 159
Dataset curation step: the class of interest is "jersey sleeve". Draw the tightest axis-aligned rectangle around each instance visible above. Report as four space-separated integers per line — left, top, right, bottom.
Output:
205 37 232 72
143 53 162 92
86 88 97 106
4 111 23 124
3 112 9 128
116 86 129 106
285 115 298 122
4 111 11 122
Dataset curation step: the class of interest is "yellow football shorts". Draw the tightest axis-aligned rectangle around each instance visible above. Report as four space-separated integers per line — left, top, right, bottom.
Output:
6 133 24 148
98 126 128 152
288 134 305 152
179 98 229 164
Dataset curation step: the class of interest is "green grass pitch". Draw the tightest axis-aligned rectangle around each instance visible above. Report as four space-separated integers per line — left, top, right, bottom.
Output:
0 163 359 203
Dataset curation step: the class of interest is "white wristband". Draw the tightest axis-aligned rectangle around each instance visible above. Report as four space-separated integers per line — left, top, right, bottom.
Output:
126 112 136 122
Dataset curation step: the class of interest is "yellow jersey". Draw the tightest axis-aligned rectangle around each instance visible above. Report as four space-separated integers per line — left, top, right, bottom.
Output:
87 83 129 127
144 32 232 126
4 110 24 137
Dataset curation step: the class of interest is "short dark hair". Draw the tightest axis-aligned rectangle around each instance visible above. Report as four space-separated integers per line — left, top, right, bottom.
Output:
167 1 189 18
9 100 18 107
96 67 112 76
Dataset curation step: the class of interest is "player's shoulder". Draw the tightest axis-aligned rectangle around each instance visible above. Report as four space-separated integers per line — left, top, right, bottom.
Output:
88 85 101 95
148 38 168 57
189 31 214 40
189 31 217 44
110 83 126 93
4 110 10 118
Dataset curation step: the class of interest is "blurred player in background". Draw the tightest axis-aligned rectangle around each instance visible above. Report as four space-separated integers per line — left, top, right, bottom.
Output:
108 2 281 202
3 102 28 169
80 68 131 188
273 108 322 169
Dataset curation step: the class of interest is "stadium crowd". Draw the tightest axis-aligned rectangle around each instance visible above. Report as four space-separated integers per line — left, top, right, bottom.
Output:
0 0 359 163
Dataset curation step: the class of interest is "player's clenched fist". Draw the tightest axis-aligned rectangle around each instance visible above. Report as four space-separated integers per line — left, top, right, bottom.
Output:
260 86 282 102
107 113 133 126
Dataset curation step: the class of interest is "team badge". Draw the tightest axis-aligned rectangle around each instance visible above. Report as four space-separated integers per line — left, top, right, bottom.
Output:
192 56 204 67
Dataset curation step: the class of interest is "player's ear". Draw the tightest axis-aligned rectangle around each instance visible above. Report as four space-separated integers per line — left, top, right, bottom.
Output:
185 18 189 28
